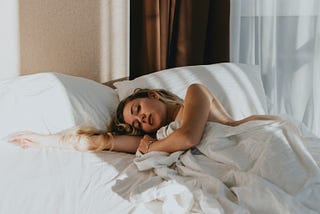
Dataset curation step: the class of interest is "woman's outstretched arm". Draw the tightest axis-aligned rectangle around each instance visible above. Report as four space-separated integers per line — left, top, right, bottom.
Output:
9 128 141 153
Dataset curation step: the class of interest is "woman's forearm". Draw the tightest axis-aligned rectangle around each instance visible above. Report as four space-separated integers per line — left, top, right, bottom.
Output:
146 129 196 153
10 128 141 153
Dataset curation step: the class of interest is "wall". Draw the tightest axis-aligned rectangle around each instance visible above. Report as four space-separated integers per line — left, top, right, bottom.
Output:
0 1 20 80
0 0 129 83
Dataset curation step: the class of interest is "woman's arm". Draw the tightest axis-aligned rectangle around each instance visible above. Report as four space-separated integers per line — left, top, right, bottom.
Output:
138 84 284 154
139 84 212 153
9 128 141 153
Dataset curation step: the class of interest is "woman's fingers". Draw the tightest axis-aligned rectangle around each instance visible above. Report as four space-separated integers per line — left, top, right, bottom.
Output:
20 139 32 149
9 131 34 141
8 131 41 149
138 136 156 154
138 140 147 154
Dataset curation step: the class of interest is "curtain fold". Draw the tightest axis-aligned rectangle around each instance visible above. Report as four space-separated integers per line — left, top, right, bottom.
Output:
130 0 230 79
230 0 320 136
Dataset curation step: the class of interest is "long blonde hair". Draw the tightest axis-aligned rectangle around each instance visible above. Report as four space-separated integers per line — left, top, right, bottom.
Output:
62 88 182 152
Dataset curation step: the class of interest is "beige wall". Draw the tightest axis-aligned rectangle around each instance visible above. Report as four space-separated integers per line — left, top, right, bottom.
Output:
19 0 129 83
0 1 20 80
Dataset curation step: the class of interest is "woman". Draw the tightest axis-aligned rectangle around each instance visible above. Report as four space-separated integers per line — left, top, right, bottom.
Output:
9 84 282 154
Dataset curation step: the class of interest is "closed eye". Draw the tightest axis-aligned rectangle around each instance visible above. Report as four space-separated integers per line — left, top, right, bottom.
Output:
132 104 140 115
136 104 140 114
131 103 141 129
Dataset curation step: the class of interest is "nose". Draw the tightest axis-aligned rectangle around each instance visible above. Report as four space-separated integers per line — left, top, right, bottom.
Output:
138 113 146 123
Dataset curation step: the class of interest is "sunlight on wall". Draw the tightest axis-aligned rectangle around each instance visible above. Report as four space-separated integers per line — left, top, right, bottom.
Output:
19 0 129 82
100 0 129 83
0 1 20 80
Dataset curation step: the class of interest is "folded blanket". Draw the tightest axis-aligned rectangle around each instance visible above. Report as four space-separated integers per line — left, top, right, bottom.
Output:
133 119 320 213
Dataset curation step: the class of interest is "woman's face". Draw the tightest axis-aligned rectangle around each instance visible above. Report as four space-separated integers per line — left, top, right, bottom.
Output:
123 96 167 133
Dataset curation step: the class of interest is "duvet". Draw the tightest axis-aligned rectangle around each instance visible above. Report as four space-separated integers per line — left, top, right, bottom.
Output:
133 120 320 213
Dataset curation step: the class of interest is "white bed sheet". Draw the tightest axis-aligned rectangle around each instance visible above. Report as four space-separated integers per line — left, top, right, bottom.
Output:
134 120 320 213
0 73 153 213
0 141 162 214
2 119 319 213
1 71 320 213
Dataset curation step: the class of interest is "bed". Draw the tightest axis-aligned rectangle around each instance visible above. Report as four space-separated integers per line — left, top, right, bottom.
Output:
0 63 319 213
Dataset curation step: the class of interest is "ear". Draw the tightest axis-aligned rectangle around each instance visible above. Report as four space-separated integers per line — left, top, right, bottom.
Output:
148 91 160 99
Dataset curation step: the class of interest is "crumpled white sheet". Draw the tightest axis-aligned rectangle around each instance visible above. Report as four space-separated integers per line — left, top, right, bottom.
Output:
133 119 320 213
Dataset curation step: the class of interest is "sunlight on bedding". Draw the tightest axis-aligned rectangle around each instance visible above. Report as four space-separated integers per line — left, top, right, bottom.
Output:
0 64 319 213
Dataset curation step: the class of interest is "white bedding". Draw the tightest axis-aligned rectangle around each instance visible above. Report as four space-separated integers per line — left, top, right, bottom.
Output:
2 120 319 214
0 142 139 213
134 120 320 213
1 67 320 213
0 72 118 140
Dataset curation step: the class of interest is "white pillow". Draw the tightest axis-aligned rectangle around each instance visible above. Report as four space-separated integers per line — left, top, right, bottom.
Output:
114 63 267 120
0 72 119 139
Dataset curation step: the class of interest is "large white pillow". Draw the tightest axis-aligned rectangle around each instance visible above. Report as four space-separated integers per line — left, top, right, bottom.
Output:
114 63 268 120
0 72 119 139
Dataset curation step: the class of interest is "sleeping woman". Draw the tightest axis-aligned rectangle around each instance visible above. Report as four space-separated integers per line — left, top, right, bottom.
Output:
9 84 283 154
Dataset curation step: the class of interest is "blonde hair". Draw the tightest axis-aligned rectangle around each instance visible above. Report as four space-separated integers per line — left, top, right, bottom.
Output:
60 88 182 152
58 126 114 152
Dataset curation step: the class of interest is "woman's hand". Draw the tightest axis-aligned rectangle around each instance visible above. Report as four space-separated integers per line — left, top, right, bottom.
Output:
137 135 157 154
8 131 53 149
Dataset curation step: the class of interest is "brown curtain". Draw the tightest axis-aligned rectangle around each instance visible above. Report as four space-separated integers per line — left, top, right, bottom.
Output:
130 0 230 79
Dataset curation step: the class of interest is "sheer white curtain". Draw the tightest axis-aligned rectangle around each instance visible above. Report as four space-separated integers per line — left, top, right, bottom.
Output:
230 0 320 136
